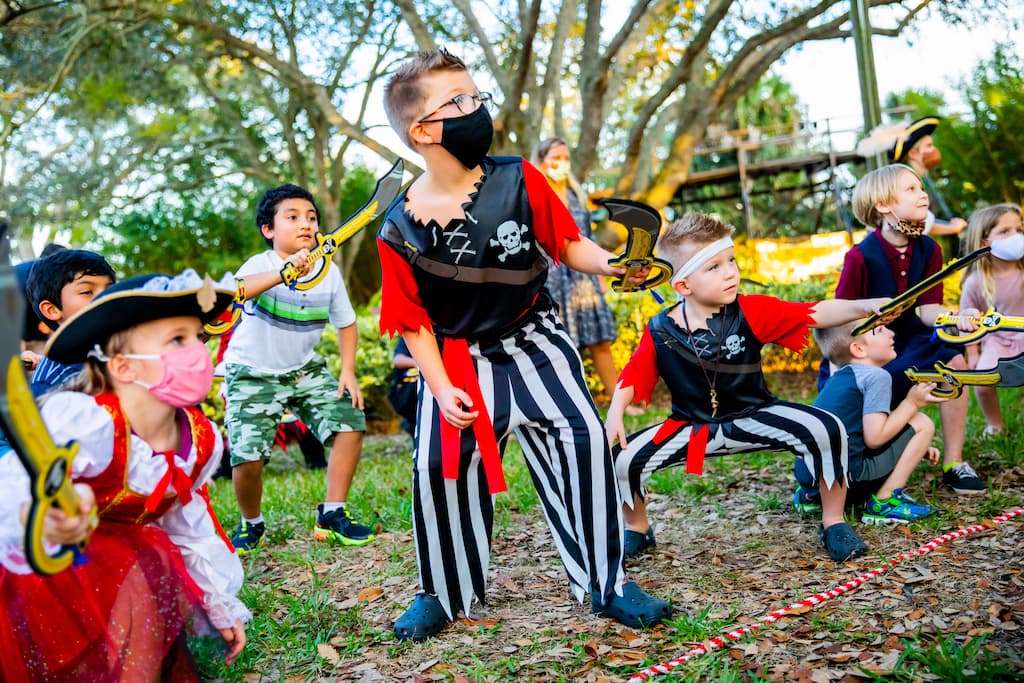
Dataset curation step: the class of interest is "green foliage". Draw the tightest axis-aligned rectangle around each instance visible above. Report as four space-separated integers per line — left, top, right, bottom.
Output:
94 187 264 277
888 45 1024 215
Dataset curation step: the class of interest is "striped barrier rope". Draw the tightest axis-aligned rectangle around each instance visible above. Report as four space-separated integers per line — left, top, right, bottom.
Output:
628 506 1024 683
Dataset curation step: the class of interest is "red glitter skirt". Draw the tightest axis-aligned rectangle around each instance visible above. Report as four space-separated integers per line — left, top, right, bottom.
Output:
0 521 203 682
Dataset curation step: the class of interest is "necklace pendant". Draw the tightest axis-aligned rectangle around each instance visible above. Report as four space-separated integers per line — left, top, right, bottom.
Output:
710 388 718 417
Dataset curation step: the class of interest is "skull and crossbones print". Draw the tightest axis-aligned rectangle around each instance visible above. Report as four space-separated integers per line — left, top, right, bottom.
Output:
490 220 530 262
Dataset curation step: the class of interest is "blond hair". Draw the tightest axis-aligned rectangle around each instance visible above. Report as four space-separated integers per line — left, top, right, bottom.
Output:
851 164 919 228
812 320 862 368
656 212 735 273
384 48 468 148
961 203 1024 308
57 329 133 397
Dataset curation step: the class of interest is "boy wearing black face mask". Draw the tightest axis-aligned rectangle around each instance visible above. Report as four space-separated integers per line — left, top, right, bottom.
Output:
377 48 671 641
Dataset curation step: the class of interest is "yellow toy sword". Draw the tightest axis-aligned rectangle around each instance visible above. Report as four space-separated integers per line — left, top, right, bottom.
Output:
933 308 1024 345
0 229 93 574
279 158 405 291
851 246 991 337
601 198 673 293
904 360 1003 399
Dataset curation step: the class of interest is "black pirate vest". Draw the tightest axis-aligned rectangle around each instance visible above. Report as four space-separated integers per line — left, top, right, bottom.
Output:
650 301 774 423
378 156 550 341
857 230 936 350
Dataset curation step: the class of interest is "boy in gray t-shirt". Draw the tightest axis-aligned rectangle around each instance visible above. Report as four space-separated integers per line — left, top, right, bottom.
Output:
794 321 945 524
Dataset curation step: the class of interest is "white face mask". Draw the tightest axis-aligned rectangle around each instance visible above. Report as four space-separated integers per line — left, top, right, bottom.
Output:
544 160 570 183
990 232 1024 262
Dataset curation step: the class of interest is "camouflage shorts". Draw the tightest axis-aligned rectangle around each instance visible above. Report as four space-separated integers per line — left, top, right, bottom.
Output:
224 357 365 466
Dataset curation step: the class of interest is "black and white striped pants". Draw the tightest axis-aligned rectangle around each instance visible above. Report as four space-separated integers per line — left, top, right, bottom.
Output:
614 401 848 504
411 308 625 620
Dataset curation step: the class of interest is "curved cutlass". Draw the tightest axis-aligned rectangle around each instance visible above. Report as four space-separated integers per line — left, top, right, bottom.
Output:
851 246 991 337
279 158 405 291
601 198 673 293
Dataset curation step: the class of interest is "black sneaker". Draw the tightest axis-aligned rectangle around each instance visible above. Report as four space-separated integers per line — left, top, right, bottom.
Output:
819 522 867 562
314 504 375 546
231 520 265 555
592 580 672 628
942 462 987 495
623 528 656 559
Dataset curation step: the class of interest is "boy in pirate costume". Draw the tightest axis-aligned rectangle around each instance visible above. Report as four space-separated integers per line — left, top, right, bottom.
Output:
376 49 671 641
605 212 890 562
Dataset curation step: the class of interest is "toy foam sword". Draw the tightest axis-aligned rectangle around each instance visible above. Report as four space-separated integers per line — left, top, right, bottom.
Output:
904 353 1024 399
601 198 673 293
0 229 94 574
851 246 991 337
933 308 1024 345
279 158 405 291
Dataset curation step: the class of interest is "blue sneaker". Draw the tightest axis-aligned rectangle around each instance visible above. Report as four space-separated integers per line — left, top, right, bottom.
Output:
793 485 822 514
862 488 933 525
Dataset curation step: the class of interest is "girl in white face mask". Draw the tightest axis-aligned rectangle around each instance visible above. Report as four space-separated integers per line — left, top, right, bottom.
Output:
959 203 1024 435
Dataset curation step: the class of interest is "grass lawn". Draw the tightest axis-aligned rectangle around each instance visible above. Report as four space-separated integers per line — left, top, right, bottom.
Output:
195 380 1024 682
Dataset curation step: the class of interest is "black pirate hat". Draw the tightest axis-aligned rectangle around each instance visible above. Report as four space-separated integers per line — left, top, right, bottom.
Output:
856 116 941 163
45 270 234 364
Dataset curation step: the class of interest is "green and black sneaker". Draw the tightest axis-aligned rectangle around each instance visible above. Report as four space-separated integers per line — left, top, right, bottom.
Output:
231 520 265 555
313 504 375 546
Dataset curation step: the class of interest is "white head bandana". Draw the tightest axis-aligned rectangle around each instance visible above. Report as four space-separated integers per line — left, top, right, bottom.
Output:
670 237 735 285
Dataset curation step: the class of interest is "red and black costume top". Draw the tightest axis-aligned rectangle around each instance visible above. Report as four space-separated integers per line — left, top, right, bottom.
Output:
376 156 582 493
618 295 815 473
377 156 580 340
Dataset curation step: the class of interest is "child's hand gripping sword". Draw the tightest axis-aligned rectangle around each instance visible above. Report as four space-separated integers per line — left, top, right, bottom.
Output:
279 158 405 291
601 198 673 293
851 246 991 336
905 353 1024 399
0 230 95 575
933 308 1024 344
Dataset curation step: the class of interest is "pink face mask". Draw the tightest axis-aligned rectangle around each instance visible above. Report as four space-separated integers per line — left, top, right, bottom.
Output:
125 342 214 408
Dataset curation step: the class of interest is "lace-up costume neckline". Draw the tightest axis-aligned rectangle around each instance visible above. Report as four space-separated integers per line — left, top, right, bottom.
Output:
681 302 727 417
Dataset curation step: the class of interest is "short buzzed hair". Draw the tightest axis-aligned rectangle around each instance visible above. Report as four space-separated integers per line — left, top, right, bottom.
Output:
384 48 468 148
656 212 735 273
812 319 862 368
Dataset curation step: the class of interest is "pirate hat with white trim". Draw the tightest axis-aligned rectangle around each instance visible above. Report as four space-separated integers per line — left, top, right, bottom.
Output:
856 116 940 163
45 269 234 364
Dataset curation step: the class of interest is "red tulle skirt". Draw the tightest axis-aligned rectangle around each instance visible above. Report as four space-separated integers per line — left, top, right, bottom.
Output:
0 522 203 682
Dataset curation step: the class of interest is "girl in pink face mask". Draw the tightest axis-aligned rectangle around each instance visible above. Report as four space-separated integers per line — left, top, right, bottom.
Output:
0 271 250 680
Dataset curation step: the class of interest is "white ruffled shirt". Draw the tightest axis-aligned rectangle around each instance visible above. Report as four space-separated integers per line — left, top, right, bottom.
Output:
0 392 251 630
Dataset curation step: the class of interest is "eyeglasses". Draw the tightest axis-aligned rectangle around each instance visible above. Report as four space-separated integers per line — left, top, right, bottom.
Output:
419 92 495 123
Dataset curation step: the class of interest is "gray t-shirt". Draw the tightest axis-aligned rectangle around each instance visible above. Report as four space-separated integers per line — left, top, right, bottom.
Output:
813 363 891 463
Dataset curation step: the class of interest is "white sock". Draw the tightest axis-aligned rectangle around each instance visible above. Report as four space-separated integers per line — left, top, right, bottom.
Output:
321 502 345 514
243 515 264 525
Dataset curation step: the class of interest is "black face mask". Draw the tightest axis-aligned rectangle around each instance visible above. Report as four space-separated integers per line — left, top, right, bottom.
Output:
437 105 493 170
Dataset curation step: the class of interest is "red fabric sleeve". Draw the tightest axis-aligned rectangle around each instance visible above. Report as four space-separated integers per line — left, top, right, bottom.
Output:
522 159 580 263
376 237 434 338
834 246 867 300
617 327 660 406
917 241 945 306
739 294 815 352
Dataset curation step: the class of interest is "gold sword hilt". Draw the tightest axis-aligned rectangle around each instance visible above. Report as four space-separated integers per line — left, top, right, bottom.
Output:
280 201 381 291
934 308 1024 344
203 279 246 336
608 228 673 293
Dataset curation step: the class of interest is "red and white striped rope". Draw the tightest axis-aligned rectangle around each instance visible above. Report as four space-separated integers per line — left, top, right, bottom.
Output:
627 506 1024 683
